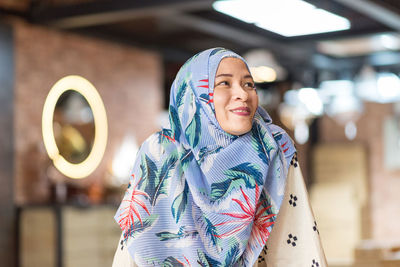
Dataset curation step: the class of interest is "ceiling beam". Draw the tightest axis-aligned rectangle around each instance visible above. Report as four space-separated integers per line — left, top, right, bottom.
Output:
72 27 195 62
31 0 214 29
165 14 275 47
164 14 313 61
333 0 400 31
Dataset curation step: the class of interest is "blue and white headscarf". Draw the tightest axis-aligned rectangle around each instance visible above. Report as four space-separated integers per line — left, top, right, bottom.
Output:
115 48 295 266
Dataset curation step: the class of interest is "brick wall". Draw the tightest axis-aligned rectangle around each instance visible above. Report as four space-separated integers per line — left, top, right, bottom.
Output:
13 19 163 204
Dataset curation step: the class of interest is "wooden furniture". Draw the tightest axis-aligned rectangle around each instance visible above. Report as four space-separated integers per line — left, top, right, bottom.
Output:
18 205 121 267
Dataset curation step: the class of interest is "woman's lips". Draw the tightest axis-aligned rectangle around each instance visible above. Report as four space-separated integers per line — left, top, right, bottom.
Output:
230 107 250 116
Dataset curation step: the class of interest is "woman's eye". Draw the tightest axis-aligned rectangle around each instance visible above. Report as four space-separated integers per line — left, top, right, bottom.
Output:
244 82 255 88
217 81 229 86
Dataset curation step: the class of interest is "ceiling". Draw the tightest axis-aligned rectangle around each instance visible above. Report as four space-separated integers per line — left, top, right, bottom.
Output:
2 0 400 82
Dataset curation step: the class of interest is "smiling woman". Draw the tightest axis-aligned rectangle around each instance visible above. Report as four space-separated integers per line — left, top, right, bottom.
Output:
112 48 327 267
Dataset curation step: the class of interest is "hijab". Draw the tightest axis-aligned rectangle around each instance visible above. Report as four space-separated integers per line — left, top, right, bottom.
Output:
115 48 295 266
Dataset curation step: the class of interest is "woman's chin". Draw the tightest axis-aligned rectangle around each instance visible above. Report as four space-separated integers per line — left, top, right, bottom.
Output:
224 125 252 136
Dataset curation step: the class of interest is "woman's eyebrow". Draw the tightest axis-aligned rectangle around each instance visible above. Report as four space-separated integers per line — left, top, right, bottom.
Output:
215 74 253 78
215 73 233 78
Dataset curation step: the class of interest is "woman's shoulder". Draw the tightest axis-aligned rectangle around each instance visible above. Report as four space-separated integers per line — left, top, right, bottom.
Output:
141 129 176 147
138 129 179 162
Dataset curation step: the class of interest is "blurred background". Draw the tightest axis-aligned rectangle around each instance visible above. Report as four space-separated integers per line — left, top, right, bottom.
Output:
1 0 400 266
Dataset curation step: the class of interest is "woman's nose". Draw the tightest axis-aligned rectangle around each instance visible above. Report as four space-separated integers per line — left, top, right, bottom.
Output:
232 83 248 101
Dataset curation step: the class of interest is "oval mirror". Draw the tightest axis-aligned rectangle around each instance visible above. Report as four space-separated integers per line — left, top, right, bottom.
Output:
53 90 95 164
42 75 108 179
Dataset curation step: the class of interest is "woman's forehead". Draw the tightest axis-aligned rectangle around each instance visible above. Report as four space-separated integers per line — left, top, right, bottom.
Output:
208 50 249 88
215 57 250 74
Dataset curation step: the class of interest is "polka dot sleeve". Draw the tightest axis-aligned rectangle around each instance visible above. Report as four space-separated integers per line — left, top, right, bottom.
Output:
254 153 327 267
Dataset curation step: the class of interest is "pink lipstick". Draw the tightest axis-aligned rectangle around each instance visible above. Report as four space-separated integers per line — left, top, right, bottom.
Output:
230 107 250 116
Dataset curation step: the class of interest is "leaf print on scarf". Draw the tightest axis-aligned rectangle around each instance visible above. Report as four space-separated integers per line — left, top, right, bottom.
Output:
224 242 241 266
199 92 214 105
184 97 201 148
179 147 194 173
251 124 275 165
197 250 221 267
169 105 180 142
171 180 189 223
272 130 293 155
117 175 151 238
126 214 159 239
210 163 263 201
192 204 222 257
156 226 199 241
176 79 188 109
202 216 220 249
197 146 223 165
159 129 176 145
214 184 275 246
259 188 278 216
163 256 191 267
138 154 157 190
210 178 243 202
226 163 263 187
272 131 283 142
170 148 193 223
138 153 178 206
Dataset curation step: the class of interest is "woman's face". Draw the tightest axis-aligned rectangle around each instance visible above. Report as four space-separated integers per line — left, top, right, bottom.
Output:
214 57 258 135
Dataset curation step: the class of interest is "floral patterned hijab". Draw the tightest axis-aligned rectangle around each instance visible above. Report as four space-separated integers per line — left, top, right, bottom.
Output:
115 48 295 266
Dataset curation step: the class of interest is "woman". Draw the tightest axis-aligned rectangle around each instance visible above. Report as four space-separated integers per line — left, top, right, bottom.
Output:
113 48 327 266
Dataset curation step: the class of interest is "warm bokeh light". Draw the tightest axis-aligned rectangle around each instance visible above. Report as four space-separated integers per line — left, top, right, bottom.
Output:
42 75 108 179
250 66 277 83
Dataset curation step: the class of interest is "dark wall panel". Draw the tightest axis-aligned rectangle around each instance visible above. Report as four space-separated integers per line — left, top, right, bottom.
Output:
0 22 15 267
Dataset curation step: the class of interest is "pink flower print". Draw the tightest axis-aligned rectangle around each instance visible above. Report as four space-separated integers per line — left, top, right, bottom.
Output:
214 184 276 246
118 174 150 235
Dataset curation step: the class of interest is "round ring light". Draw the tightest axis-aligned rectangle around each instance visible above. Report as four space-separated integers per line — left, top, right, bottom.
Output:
42 75 108 179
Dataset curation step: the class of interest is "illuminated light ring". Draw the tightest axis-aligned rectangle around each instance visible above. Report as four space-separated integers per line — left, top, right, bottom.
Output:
42 75 108 179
